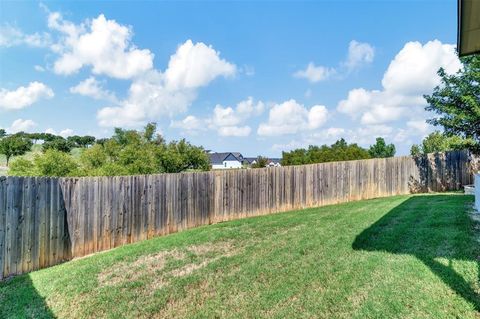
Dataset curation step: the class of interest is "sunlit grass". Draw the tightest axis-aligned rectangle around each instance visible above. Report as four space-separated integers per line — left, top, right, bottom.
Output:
0 194 478 318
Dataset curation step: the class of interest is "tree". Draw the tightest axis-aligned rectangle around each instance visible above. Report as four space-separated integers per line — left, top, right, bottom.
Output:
0 129 6 138
95 138 109 145
8 158 37 176
79 144 108 171
281 149 309 166
27 133 43 144
424 54 480 153
368 137 396 158
76 123 209 176
42 137 73 153
251 156 269 168
410 144 422 157
67 135 95 148
33 150 79 176
281 139 371 166
143 122 157 142
157 139 210 173
0 135 33 166
6 124 210 177
409 131 473 156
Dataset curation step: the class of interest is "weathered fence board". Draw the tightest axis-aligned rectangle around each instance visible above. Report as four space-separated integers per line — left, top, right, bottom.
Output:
0 177 71 279
0 150 476 279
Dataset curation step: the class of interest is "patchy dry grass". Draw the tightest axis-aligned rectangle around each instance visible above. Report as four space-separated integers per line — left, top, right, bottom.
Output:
97 241 238 290
1 194 479 318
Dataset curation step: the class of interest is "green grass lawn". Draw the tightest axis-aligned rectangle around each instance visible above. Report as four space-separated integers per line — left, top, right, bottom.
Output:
1 194 479 318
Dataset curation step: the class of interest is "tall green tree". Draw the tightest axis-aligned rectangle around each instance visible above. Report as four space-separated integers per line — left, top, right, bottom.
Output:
0 129 6 138
368 137 396 158
424 55 480 152
0 135 33 166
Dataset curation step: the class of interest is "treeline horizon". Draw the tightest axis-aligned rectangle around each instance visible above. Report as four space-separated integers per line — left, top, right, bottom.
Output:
0 124 473 177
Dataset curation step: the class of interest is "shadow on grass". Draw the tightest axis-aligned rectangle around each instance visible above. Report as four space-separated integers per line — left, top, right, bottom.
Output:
0 275 55 319
352 195 480 310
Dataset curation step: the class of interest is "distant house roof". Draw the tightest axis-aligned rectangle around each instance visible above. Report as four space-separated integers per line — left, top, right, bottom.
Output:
268 158 281 164
244 157 282 164
244 157 258 164
209 152 244 165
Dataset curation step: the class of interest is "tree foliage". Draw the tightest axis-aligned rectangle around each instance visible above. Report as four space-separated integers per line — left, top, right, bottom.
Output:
9 150 79 177
0 134 33 166
67 135 96 148
42 137 73 153
409 131 473 156
368 137 396 158
8 158 37 176
424 55 480 152
9 123 210 177
34 150 79 176
251 156 269 168
281 138 371 166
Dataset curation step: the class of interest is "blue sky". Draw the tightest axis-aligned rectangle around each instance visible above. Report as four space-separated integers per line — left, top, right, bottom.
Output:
0 0 461 156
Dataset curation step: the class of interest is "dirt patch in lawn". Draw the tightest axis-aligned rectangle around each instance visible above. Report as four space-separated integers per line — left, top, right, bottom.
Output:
98 241 239 288
169 241 239 278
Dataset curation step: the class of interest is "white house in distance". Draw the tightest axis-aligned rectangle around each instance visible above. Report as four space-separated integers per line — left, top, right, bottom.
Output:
209 152 283 169
244 157 282 168
209 152 244 169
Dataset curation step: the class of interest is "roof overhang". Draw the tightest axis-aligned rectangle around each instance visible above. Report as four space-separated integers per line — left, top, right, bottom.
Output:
458 0 480 56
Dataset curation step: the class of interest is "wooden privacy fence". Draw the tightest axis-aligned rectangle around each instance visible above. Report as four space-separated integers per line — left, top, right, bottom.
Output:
0 150 475 279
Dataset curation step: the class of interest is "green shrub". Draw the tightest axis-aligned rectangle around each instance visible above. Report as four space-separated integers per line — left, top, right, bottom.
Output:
8 158 37 176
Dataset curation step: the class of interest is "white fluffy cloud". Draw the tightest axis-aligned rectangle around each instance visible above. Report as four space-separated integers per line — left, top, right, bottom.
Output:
13 9 235 127
170 115 205 132
164 40 236 90
97 40 236 127
8 119 37 133
381 40 461 95
210 97 264 127
257 99 328 136
393 120 434 143
294 40 374 82
218 126 251 137
406 120 431 134
70 77 117 101
0 24 51 47
344 40 375 70
0 82 54 110
45 128 74 137
207 97 263 136
294 63 335 83
338 40 461 125
48 12 154 79
170 97 263 137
